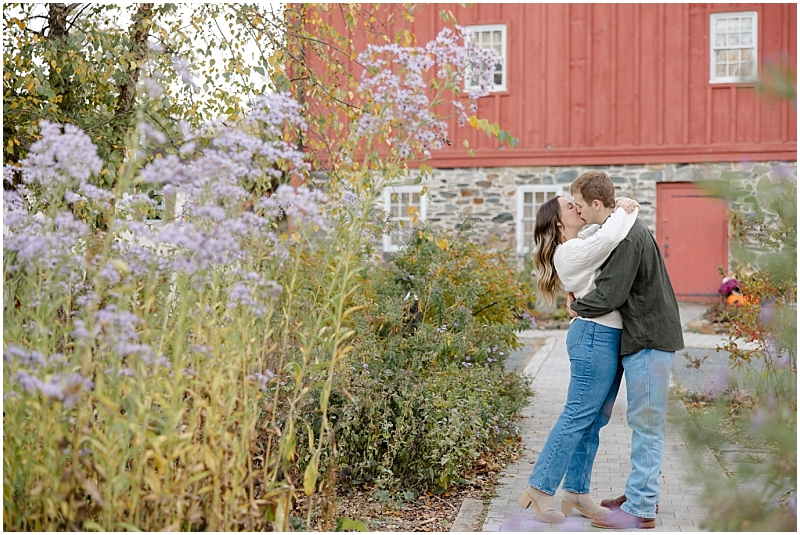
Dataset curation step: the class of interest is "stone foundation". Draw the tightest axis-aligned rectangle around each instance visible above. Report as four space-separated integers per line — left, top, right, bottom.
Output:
391 161 797 252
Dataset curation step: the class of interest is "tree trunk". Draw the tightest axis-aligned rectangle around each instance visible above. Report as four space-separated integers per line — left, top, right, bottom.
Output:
47 3 78 42
47 3 79 104
115 3 153 118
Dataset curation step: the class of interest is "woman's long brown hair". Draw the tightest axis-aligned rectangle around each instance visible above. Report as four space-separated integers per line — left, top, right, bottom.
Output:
532 196 564 304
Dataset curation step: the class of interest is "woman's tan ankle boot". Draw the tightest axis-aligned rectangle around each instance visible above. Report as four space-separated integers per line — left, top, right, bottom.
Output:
561 491 611 518
517 486 566 523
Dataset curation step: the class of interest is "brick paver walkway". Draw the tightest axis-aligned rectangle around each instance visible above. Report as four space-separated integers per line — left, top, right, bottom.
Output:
481 328 721 532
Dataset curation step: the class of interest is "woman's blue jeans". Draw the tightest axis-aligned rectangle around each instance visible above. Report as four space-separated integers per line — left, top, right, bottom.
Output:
527 319 622 495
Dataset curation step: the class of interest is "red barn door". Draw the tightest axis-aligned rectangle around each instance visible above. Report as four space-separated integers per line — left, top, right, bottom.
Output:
656 183 728 303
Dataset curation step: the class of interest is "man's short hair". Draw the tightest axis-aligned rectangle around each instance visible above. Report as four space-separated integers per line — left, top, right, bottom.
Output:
570 171 616 208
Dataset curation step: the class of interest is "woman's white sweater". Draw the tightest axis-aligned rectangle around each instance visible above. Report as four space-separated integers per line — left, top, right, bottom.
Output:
553 207 639 329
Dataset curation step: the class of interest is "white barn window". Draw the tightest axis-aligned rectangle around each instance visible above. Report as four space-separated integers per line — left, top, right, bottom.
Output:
382 185 428 253
516 185 563 254
710 12 758 83
465 24 507 91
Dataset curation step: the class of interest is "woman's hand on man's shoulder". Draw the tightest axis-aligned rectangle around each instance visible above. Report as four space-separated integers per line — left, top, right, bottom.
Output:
615 197 640 214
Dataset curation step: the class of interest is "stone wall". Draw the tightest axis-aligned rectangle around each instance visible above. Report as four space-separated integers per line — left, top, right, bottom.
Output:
392 161 797 253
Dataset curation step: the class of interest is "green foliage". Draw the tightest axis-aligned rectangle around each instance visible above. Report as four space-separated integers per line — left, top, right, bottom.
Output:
690 164 797 530
4 4 188 175
700 168 797 376
551 306 572 323
4 3 530 530
682 384 796 531
311 221 532 492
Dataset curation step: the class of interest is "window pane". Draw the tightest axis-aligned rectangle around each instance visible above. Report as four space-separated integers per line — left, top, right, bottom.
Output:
728 49 740 62
716 50 727 63
715 18 726 34
728 31 739 46
742 48 752 61
741 16 753 30
524 191 532 204
716 33 727 47
741 61 752 77
481 31 490 46
536 192 544 204
493 30 502 44
741 32 752 45
546 191 557 201
730 63 740 77
411 192 420 205
716 64 727 77
525 220 533 238
494 72 502 85
727 18 740 33
524 204 532 218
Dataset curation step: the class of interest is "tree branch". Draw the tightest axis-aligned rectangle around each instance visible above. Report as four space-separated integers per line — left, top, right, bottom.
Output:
65 3 93 33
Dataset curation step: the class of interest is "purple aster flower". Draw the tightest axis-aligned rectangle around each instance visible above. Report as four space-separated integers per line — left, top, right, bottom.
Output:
759 303 774 325
775 351 793 369
702 368 731 398
250 370 276 391
20 121 102 186
138 122 167 144
171 56 197 90
142 76 164 98
522 311 536 329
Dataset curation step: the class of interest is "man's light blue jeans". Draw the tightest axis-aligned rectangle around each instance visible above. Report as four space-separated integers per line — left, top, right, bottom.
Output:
527 319 622 495
620 348 675 519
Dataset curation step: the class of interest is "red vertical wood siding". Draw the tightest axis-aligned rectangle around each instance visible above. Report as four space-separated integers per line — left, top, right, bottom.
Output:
313 3 795 167
640 5 660 148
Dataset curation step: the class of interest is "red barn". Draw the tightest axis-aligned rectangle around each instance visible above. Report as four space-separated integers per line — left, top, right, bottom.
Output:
302 3 797 301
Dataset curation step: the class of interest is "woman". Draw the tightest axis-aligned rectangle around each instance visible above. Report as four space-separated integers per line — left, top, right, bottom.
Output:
517 195 638 523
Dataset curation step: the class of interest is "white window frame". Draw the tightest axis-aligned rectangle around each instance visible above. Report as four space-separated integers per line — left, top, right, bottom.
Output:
516 185 563 254
465 23 507 92
709 11 758 84
381 185 428 253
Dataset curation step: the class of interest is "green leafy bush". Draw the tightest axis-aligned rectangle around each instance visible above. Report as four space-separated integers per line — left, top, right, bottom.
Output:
313 221 533 492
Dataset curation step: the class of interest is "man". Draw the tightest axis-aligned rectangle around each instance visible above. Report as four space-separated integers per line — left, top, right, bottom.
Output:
567 171 684 529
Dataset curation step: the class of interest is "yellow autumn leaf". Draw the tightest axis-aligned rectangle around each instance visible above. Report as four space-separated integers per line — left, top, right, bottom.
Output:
303 452 319 495
408 206 419 225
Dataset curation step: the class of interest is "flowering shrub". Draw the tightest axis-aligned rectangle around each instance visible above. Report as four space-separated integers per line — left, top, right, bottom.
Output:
356 26 500 160
687 166 797 530
3 22 524 531
4 94 328 531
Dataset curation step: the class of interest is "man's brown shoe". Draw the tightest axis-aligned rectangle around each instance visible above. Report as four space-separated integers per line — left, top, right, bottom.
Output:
591 509 655 529
600 494 659 514
600 494 627 509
